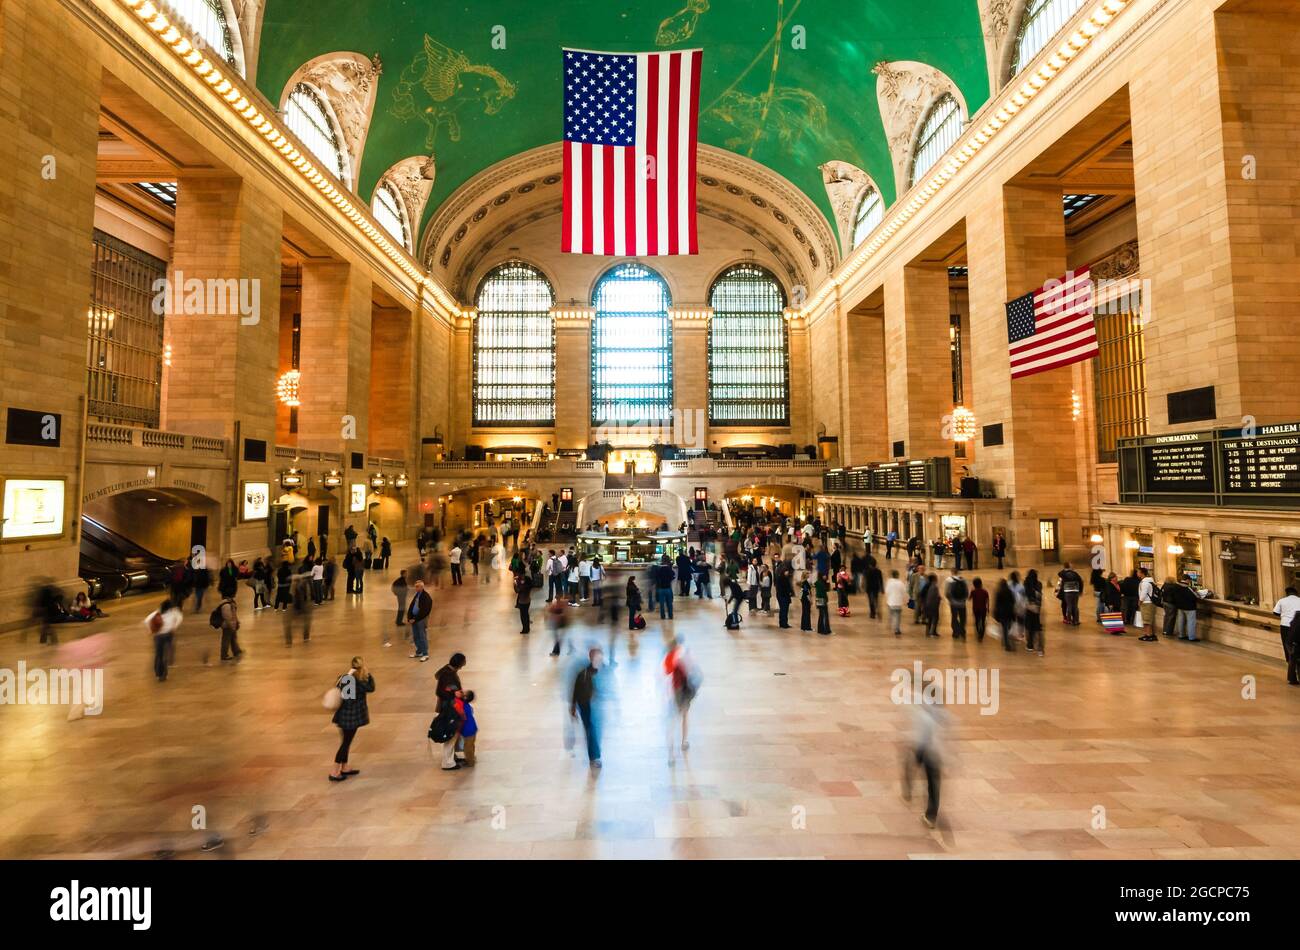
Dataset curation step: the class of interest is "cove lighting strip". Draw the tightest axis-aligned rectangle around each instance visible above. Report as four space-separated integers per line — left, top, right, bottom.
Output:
116 0 463 317
800 0 1131 320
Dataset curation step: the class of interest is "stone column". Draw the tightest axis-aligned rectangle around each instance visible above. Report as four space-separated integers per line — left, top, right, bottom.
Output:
0 0 103 623
839 292 890 466
967 182 1085 566
299 262 372 539
673 315 708 450
883 264 955 460
1130 0 1300 427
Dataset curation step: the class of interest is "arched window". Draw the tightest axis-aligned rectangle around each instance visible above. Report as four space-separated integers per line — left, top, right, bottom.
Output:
372 181 411 252
473 262 556 427
909 94 962 187
165 0 240 71
851 187 884 248
591 263 672 424
708 264 789 426
1011 0 1088 76
284 83 350 187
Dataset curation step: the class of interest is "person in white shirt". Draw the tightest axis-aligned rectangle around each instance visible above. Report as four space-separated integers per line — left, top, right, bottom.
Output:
590 558 604 606
578 555 593 601
310 558 325 604
1272 586 1300 685
567 561 581 606
1136 568 1157 641
884 569 908 637
448 544 463 586
146 599 183 682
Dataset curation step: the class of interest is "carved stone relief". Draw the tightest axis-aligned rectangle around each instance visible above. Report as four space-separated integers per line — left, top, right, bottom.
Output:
820 160 876 257
872 60 966 197
286 52 384 187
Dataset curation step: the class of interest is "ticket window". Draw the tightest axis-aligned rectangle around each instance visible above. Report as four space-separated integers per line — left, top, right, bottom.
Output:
1130 533 1154 575
1172 535 1202 587
1280 544 1300 588
1220 539 1259 606
941 514 968 541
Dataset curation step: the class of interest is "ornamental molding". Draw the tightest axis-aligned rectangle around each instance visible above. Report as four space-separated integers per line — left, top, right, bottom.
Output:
377 155 436 247
281 51 384 190
872 60 967 197
820 161 878 257
1090 239 1139 281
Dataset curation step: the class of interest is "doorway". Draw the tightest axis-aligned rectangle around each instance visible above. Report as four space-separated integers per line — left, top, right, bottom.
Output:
1038 519 1060 563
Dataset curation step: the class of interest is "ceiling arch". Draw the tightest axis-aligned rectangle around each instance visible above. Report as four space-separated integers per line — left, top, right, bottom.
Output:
255 0 992 241
421 143 836 303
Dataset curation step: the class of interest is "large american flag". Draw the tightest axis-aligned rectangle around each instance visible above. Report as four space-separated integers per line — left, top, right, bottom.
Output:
1005 267 1098 379
561 48 702 256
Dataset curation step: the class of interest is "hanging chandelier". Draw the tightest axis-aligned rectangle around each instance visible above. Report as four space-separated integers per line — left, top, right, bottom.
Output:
951 405 977 442
276 370 302 407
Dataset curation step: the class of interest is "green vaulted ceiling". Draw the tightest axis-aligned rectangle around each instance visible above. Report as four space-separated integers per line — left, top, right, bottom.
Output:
256 0 991 240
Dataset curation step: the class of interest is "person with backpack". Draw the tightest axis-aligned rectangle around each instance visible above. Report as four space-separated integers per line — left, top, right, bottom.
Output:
146 598 183 682
945 571 969 639
328 656 374 782
1057 563 1083 625
664 637 700 765
214 593 242 662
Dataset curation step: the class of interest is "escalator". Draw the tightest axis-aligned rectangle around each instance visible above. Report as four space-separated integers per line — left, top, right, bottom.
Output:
79 515 174 599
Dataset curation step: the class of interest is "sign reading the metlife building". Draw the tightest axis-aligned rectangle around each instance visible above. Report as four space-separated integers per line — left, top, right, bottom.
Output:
1119 422 1300 507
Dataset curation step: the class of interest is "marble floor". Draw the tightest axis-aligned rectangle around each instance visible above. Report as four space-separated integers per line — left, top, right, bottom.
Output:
3 543 1299 860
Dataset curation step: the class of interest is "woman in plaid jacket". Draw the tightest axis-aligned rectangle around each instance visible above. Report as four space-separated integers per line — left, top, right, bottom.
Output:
329 656 375 782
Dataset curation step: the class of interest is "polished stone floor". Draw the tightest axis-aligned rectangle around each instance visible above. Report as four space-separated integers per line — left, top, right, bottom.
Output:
3 543 1299 860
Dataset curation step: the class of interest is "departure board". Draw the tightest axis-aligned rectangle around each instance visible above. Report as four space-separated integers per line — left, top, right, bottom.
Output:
1220 423 1300 495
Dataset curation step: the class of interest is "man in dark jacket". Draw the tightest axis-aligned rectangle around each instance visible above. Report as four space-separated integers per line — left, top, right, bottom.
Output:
1160 577 1181 637
655 556 675 619
434 653 465 710
406 580 433 660
1057 563 1083 625
865 560 884 618
570 648 602 768
1119 570 1141 625
514 570 533 635
1173 579 1200 641
774 563 794 629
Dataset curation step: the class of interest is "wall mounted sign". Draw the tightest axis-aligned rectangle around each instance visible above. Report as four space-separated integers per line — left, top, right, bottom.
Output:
242 481 270 521
350 483 367 513
5 409 61 447
1118 422 1300 508
2 478 65 539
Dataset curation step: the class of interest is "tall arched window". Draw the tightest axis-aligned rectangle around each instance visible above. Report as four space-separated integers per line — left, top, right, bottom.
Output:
591 263 673 424
284 83 351 187
473 262 556 427
708 264 789 426
165 0 241 72
909 94 962 187
1011 0 1088 76
851 187 884 248
372 181 411 252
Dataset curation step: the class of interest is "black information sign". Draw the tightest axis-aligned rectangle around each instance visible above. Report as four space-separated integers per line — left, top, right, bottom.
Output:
5 408 61 447
824 457 952 496
1140 432 1214 493
1118 422 1300 508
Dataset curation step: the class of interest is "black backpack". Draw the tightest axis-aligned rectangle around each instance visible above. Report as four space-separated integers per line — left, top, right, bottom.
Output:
209 605 224 629
428 706 459 744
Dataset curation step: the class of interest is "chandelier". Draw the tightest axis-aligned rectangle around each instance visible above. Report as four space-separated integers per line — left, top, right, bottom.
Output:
276 370 302 407
951 405 977 442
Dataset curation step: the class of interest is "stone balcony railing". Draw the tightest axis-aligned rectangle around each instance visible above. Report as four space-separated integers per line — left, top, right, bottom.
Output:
660 458 828 476
421 459 605 478
86 423 229 457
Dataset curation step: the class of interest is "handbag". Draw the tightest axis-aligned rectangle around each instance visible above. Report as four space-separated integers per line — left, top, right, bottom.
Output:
322 686 343 710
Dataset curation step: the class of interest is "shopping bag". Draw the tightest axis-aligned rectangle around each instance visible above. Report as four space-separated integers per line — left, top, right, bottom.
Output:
1100 611 1125 632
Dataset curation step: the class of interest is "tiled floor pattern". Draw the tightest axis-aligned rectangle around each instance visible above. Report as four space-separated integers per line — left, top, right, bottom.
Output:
2 545 1298 859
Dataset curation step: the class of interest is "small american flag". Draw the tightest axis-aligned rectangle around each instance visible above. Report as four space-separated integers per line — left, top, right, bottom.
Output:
561 47 702 256
1005 267 1098 379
